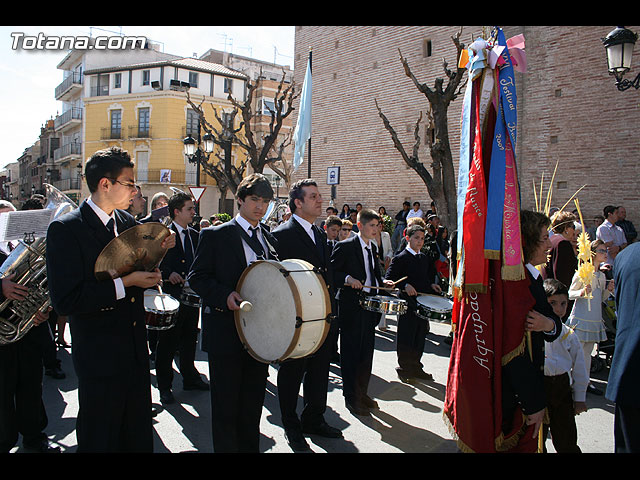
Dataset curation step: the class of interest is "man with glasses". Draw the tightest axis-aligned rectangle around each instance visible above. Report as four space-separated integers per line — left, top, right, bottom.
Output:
47 146 175 452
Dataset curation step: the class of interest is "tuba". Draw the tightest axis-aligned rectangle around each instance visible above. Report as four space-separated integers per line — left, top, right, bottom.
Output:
0 184 77 344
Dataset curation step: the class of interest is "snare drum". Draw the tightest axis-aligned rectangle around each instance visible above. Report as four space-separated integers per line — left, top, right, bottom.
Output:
180 285 201 308
235 259 332 364
144 289 180 330
415 294 453 322
360 294 408 316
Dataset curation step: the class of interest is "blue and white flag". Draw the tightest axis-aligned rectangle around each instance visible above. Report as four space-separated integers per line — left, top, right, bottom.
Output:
293 55 312 171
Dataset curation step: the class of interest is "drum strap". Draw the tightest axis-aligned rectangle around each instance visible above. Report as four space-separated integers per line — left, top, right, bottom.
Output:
235 224 279 262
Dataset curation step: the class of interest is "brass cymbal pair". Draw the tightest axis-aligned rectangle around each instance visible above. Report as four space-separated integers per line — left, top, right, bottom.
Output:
94 223 171 281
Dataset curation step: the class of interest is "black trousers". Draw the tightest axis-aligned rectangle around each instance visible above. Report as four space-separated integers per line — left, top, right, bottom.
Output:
614 402 640 453
396 308 429 374
542 373 581 453
277 324 337 432
76 365 153 452
155 303 201 391
207 351 268 453
339 304 378 406
0 328 48 452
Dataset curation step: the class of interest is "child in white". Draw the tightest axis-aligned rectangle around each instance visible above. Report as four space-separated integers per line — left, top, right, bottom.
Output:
543 278 589 453
566 239 614 395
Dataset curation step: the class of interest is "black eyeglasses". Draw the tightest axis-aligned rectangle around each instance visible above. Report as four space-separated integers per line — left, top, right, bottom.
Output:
107 178 137 189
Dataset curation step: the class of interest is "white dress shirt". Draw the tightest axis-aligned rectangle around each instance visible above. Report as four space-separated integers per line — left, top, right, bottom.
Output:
235 214 268 264
292 213 316 244
87 197 125 300
544 324 589 402
345 233 378 293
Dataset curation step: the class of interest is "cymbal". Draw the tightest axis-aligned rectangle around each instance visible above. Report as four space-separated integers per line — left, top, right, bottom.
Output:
94 223 171 281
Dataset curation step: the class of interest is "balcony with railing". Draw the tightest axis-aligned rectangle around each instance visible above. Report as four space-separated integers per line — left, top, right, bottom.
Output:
90 85 109 97
101 127 122 140
128 125 152 139
53 142 82 163
55 72 83 101
52 177 82 191
54 107 82 132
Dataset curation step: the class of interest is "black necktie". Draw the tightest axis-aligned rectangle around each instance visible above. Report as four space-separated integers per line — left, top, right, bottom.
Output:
312 226 325 260
106 218 115 238
250 226 265 258
183 230 194 267
365 246 377 288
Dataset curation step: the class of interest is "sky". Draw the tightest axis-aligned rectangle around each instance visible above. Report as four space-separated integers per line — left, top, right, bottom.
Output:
0 25 295 170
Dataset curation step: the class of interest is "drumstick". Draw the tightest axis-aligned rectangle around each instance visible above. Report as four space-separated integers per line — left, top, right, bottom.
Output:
239 301 253 312
342 276 408 291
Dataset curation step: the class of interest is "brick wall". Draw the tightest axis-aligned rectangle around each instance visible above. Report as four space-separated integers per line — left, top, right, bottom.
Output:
293 26 639 233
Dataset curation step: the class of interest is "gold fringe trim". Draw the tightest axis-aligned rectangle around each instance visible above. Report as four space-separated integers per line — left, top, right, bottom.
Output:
464 283 487 294
484 249 501 260
442 410 478 453
501 335 526 366
501 263 525 281
495 412 528 452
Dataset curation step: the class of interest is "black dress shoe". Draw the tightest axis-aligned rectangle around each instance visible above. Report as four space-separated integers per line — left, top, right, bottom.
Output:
160 389 175 404
412 370 434 382
284 429 312 452
346 400 370 416
183 378 210 391
396 370 415 384
587 384 603 396
23 439 61 453
302 421 343 438
362 395 379 410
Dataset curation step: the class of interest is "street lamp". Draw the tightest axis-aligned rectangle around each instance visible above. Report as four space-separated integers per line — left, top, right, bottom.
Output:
183 125 214 220
603 26 639 91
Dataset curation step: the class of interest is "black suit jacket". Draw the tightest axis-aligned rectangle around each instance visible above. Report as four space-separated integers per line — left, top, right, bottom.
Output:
272 217 336 314
187 218 279 357
331 234 384 317
159 223 199 299
46 201 147 379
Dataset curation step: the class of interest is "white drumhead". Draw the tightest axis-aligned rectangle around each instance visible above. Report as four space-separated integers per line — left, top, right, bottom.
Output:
235 259 330 363
236 261 298 362
144 289 180 313
416 294 453 313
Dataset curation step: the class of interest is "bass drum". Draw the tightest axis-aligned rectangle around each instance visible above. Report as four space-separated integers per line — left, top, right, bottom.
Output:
235 259 331 364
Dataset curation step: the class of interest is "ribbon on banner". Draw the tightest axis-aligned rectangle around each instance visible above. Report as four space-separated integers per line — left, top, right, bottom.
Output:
461 78 488 292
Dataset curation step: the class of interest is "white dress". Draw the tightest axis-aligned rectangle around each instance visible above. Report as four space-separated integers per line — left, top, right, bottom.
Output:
567 270 609 343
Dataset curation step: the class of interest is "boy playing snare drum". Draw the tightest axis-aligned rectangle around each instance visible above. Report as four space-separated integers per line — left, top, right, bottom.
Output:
385 223 441 384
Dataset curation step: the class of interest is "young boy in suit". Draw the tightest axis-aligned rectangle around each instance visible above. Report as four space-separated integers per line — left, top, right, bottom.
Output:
331 209 394 416
385 223 442 384
46 146 175 452
188 173 279 453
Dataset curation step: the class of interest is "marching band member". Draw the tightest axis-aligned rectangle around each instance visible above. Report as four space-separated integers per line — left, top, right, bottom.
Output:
46 147 175 452
156 192 209 405
385 223 441 384
0 201 56 453
272 179 342 452
331 208 394 416
188 173 280 453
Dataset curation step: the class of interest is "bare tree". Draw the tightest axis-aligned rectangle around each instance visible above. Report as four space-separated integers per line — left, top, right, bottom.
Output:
185 69 298 197
375 27 467 228
228 69 299 186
